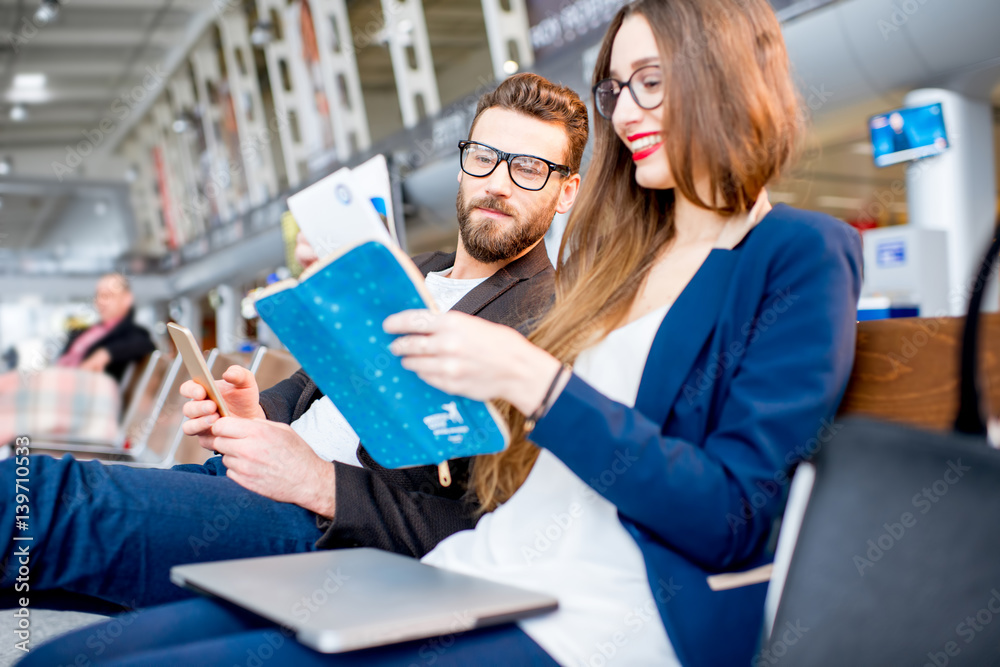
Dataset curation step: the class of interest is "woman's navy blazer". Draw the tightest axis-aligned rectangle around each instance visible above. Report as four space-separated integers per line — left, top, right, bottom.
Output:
531 204 863 667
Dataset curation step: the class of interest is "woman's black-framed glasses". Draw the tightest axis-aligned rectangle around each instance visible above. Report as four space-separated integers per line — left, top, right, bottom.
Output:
592 65 664 120
458 140 571 192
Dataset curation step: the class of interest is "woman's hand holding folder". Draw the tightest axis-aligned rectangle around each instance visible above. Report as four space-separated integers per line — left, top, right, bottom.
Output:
384 309 564 417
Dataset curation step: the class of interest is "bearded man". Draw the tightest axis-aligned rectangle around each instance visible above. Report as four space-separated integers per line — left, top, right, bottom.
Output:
0 72 588 609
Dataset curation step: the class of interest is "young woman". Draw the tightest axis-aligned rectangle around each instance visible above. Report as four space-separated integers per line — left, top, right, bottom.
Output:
25 1 861 665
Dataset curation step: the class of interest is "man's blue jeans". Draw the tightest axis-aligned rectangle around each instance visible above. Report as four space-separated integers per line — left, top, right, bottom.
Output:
0 454 324 608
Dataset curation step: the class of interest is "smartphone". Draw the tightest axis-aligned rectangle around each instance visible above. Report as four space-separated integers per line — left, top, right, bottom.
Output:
167 323 231 418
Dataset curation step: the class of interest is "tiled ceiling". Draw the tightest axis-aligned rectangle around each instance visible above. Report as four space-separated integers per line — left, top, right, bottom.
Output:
0 0 494 150
0 0 208 150
0 0 494 255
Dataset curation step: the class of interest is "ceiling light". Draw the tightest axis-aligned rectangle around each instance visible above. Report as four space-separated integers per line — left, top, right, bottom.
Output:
249 21 274 47
34 0 59 25
502 60 519 75
9 105 27 122
13 73 46 89
7 73 49 104
0 157 10 176
171 110 196 135
6 88 50 104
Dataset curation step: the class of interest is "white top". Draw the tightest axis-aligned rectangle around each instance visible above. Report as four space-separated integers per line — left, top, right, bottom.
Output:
421 305 680 667
424 268 488 312
290 396 364 466
290 267 487 465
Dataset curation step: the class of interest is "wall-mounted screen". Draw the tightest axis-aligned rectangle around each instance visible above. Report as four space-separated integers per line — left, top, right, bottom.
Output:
869 103 949 168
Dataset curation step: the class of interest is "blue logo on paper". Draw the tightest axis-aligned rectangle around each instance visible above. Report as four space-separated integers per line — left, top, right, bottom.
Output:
876 240 906 268
335 184 352 205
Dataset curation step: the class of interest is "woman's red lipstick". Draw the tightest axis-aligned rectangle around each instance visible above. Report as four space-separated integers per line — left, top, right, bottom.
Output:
627 132 662 162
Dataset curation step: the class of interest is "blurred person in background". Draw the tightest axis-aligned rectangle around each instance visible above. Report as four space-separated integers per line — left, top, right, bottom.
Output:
55 272 155 381
0 273 155 445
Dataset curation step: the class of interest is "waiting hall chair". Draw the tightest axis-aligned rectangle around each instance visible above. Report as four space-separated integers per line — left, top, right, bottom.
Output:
124 346 300 468
35 346 303 468
248 346 301 392
29 351 175 457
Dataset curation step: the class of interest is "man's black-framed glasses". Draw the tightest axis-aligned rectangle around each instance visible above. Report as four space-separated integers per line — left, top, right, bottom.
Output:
458 140 571 191
592 65 664 120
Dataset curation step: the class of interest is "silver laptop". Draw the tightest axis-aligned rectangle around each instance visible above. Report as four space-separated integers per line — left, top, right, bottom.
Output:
170 548 558 654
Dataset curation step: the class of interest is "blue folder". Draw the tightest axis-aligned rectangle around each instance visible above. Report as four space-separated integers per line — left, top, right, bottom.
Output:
254 240 509 468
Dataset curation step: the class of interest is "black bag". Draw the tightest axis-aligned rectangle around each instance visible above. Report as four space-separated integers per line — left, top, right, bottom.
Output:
763 224 1000 666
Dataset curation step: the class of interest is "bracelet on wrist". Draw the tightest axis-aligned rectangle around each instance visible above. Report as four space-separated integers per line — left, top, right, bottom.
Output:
524 363 571 433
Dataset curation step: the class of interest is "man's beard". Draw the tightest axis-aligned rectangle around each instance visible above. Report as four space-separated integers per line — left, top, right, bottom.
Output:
456 191 556 264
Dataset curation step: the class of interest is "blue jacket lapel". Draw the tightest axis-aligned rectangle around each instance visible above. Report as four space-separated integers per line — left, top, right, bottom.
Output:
634 249 741 427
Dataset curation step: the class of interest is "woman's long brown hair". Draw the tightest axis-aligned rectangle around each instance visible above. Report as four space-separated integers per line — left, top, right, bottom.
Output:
471 0 804 513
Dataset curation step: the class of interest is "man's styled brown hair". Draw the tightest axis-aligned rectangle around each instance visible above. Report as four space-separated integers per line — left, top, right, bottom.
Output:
468 72 589 174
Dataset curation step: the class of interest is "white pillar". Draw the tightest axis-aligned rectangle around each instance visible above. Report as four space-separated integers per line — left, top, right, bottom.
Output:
480 0 534 81
218 10 280 205
121 133 166 256
214 284 242 353
167 72 207 240
171 296 203 345
904 88 998 315
139 302 171 354
256 0 322 186
256 319 283 349
311 0 372 161
189 38 235 224
150 100 186 249
381 0 440 128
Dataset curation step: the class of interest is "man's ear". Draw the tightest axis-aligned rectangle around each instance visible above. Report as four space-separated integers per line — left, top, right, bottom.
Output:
555 173 581 215
457 170 462 184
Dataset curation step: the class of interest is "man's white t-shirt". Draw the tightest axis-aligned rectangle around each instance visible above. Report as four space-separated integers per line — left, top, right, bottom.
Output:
288 267 488 465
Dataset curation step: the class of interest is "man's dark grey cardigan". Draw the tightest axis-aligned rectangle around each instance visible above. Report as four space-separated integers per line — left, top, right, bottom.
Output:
258 241 554 558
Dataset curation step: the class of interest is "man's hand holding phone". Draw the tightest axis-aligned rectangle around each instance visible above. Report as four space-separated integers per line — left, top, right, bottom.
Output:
180 365 337 517
180 366 266 451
